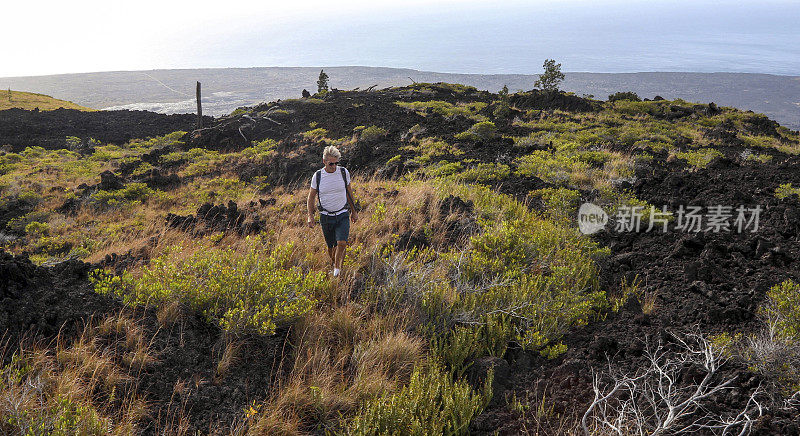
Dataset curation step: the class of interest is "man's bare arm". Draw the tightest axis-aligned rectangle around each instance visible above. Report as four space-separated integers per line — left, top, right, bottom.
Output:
345 184 356 212
345 184 358 223
307 188 317 227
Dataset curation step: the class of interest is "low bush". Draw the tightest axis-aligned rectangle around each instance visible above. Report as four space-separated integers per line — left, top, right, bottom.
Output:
761 280 800 339
674 148 723 169
514 150 590 185
359 125 389 143
775 183 800 200
459 163 509 183
395 101 487 120
348 363 492 436
608 91 641 102
401 138 462 164
90 183 154 208
302 128 329 140
241 139 277 162
532 187 581 221
91 236 326 335
454 121 497 142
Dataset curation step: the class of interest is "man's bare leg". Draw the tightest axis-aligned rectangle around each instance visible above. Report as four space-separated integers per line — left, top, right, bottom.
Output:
334 241 347 271
327 245 336 266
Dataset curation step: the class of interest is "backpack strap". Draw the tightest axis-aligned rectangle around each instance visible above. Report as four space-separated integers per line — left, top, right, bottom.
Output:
341 167 354 211
315 169 325 212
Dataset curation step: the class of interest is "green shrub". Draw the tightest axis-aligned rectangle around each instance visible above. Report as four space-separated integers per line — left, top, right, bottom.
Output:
775 183 800 200
91 237 326 335
89 145 124 162
431 316 513 377
24 221 50 237
424 161 463 178
241 139 277 161
447 215 607 349
612 100 662 117
761 280 800 339
608 91 641 102
90 183 154 208
130 162 155 177
386 155 402 166
21 146 47 159
348 363 492 436
402 138 462 164
360 125 389 142
2 390 107 436
6 211 48 234
532 187 581 221
674 148 723 169
0 152 22 175
459 163 509 183
514 150 590 185
454 121 497 142
740 150 772 163
395 101 487 120
302 128 329 140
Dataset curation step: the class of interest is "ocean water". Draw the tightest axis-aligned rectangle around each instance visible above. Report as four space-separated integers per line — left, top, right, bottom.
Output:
193 0 800 76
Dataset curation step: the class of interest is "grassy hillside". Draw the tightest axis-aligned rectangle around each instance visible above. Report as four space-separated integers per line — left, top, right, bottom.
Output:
0 89 94 111
2 84 800 434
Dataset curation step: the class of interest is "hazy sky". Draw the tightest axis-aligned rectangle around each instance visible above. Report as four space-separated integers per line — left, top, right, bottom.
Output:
3 0 799 77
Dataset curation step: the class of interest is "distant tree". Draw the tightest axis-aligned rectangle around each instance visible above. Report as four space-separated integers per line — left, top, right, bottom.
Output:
302 89 311 98
608 91 641 102
317 70 329 94
534 59 565 92
499 84 509 100
493 85 512 118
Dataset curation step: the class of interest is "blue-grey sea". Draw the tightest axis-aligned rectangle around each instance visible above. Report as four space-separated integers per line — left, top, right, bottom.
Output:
200 0 800 76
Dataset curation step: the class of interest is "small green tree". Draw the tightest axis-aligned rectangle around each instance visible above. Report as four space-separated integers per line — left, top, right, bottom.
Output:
317 69 329 94
493 85 511 118
534 59 565 92
499 84 509 100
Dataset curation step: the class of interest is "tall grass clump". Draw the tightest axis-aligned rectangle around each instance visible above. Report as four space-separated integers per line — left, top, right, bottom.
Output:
0 314 150 435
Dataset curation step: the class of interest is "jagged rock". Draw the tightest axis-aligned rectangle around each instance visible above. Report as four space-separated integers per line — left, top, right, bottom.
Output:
99 170 124 191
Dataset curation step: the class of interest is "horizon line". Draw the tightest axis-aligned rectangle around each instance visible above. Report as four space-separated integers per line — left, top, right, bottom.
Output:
2 66 798 80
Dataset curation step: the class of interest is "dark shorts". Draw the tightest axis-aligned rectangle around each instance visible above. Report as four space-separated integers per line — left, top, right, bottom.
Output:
320 211 350 248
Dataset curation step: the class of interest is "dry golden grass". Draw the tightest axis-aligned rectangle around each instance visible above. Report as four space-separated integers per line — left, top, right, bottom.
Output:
156 300 183 327
0 313 153 435
251 303 424 433
215 339 239 380
0 90 95 111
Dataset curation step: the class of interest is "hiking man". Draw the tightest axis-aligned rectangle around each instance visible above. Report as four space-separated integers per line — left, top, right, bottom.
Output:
307 145 358 277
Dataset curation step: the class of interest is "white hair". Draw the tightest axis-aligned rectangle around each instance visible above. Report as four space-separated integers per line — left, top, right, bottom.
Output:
323 145 341 160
